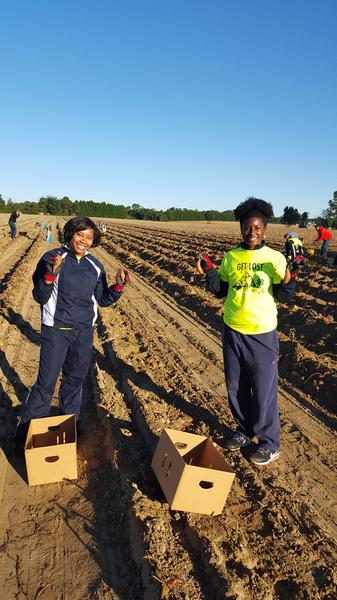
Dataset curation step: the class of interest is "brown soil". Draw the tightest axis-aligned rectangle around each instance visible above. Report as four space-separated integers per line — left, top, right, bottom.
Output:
0 216 336 599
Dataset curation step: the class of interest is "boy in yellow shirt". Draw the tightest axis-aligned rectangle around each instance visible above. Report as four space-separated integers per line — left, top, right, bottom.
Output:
196 198 296 465
284 232 305 276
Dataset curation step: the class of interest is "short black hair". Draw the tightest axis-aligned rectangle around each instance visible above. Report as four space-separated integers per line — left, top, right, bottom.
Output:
234 197 274 226
63 216 101 247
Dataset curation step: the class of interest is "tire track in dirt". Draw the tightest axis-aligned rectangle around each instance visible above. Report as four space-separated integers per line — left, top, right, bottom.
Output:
0 235 39 293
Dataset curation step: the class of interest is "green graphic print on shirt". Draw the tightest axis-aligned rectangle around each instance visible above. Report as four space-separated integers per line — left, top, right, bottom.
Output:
218 246 287 334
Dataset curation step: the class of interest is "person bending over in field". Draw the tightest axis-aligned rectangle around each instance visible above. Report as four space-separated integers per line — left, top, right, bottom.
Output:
313 224 333 258
14 216 130 452
8 210 21 239
283 232 305 276
195 198 297 465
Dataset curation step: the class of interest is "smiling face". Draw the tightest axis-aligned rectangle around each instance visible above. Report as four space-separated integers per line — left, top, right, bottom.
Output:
70 227 94 256
241 216 266 249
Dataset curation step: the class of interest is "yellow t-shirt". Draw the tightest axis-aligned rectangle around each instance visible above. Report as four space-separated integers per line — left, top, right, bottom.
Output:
287 236 303 247
218 245 287 334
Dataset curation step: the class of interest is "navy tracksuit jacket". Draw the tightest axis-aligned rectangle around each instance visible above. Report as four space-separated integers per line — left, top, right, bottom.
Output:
19 245 122 426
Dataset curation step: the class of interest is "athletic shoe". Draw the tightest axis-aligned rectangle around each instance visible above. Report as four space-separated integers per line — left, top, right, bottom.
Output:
225 432 251 451
250 445 280 465
13 420 30 459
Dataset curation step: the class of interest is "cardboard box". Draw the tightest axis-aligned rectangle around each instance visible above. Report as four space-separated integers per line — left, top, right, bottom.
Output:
151 428 235 515
25 415 77 485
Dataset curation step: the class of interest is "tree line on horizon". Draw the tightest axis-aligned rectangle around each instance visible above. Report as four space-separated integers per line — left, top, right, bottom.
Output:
0 194 236 221
0 192 336 226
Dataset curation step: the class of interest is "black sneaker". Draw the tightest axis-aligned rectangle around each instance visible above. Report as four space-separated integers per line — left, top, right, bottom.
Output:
13 420 30 459
225 432 251 451
250 446 280 465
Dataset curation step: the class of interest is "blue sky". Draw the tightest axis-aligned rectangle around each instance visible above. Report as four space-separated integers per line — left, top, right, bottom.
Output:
0 0 336 217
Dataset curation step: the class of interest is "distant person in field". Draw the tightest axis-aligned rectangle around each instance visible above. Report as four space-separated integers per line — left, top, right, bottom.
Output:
313 224 333 258
8 210 21 239
14 216 130 453
46 224 53 242
35 221 48 236
283 232 305 276
195 197 297 465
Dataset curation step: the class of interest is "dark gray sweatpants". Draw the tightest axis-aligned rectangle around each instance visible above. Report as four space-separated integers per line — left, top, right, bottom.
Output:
222 324 280 452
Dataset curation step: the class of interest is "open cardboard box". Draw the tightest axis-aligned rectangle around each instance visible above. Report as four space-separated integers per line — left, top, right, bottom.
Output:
25 415 77 485
151 428 235 515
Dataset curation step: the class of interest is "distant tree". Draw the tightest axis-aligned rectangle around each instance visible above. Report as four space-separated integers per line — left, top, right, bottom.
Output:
205 210 217 221
282 206 301 225
326 190 337 227
7 198 14 212
222 210 235 221
316 213 328 227
59 196 73 215
22 201 37 214
299 211 309 227
46 196 59 215
38 196 49 213
0 194 5 212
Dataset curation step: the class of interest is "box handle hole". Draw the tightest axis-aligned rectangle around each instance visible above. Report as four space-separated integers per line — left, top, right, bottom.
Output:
165 462 172 477
45 456 60 463
199 481 214 489
175 442 188 449
48 425 61 431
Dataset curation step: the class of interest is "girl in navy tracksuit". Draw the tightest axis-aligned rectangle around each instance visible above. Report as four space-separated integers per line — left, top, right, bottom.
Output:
15 216 129 448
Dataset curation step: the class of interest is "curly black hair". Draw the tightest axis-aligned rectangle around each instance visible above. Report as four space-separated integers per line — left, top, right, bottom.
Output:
63 216 101 247
234 197 274 225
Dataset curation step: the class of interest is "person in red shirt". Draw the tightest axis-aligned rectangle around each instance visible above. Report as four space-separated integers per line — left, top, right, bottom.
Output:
314 225 333 258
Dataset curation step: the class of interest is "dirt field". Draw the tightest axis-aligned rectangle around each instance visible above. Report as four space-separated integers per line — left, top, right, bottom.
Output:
0 214 336 600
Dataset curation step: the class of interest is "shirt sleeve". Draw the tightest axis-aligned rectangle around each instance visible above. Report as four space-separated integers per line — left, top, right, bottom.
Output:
272 252 287 284
205 268 229 298
218 254 229 282
32 254 58 305
273 278 297 302
94 269 123 306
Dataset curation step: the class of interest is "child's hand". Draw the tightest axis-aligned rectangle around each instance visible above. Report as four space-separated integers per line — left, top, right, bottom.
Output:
283 267 291 284
44 253 63 283
195 254 214 274
115 268 131 289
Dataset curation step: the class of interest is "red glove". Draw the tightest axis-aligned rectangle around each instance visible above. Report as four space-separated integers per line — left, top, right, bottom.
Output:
287 255 304 278
44 253 63 283
195 253 214 271
114 268 131 291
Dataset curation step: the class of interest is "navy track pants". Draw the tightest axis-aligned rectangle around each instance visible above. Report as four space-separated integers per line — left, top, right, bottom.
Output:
9 222 17 238
20 324 93 424
222 324 280 452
